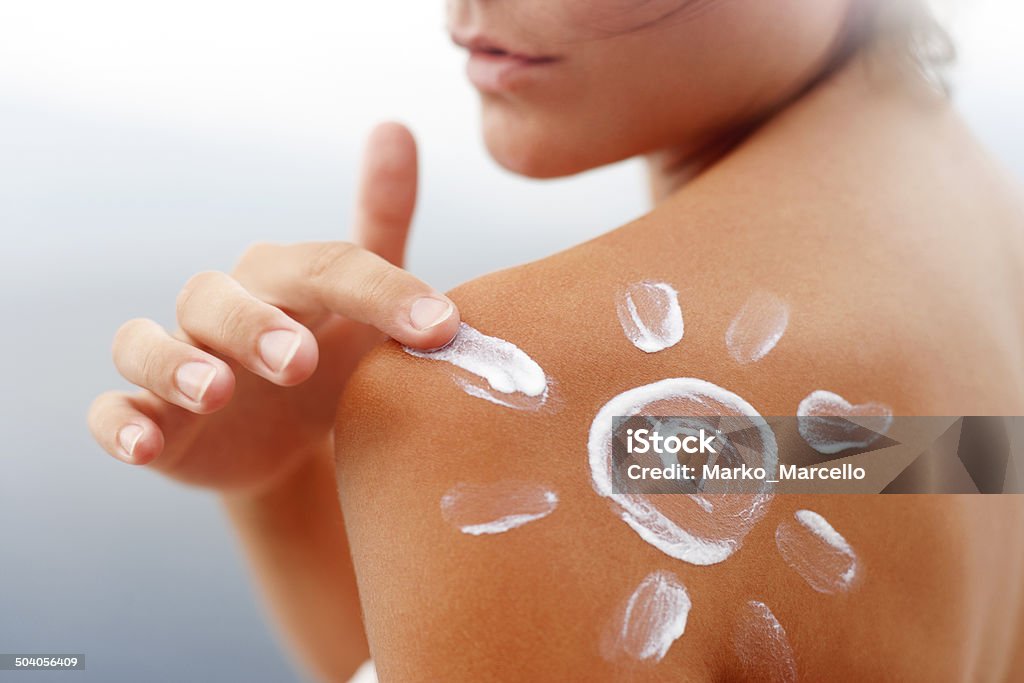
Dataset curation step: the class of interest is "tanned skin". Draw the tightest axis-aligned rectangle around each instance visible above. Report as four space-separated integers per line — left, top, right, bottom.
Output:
336 56 1024 681
92 1 1024 680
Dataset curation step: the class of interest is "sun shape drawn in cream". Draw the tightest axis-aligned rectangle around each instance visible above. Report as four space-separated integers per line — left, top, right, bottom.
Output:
412 286 869 669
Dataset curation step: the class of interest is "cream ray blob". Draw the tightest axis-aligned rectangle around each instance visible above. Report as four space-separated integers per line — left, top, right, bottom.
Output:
601 571 691 663
616 280 684 353
732 600 797 683
797 389 893 454
588 378 778 566
775 509 859 593
725 291 789 364
404 322 549 410
440 482 558 536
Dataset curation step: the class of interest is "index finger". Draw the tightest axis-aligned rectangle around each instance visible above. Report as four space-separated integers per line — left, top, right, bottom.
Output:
237 241 460 350
351 122 418 267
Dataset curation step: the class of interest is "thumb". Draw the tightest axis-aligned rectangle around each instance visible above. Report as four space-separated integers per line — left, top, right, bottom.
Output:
351 121 418 267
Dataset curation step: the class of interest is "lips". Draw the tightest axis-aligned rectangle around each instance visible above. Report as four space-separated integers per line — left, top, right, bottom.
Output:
451 33 560 93
456 35 556 63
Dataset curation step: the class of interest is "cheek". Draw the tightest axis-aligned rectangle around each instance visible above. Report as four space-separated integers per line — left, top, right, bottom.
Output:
557 0 696 37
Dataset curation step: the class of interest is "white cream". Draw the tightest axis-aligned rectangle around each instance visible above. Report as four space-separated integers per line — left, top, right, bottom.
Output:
405 323 549 410
348 659 378 683
775 509 858 593
601 571 691 663
732 600 797 683
725 291 789 364
588 378 777 566
616 280 684 353
440 482 558 536
797 390 893 454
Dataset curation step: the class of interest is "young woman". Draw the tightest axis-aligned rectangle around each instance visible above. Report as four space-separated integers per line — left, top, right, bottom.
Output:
90 0 1024 680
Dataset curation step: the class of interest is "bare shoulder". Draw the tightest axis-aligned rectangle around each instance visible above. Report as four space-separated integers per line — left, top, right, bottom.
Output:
335 218 1023 683
334 96 1024 679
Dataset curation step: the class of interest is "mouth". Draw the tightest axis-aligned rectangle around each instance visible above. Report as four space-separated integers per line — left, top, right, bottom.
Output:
451 33 560 93
456 36 558 65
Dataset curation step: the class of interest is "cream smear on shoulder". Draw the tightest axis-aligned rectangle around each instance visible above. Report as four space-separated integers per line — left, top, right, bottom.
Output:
588 378 777 566
776 509 859 593
601 571 691 663
405 322 549 410
616 280 684 353
726 291 789 364
732 600 797 683
440 482 558 536
797 390 893 454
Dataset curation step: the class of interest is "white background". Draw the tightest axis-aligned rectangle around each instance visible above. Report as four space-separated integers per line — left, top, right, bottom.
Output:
0 2 1022 681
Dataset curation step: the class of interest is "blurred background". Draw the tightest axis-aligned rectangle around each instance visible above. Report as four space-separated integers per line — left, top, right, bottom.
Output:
1 1 1022 681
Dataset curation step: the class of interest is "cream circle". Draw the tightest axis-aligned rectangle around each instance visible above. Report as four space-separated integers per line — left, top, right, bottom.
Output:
588 378 778 565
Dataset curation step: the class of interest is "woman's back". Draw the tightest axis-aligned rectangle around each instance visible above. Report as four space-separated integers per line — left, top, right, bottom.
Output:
335 56 1024 681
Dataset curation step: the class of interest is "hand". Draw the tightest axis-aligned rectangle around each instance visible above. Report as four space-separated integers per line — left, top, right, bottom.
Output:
88 122 459 494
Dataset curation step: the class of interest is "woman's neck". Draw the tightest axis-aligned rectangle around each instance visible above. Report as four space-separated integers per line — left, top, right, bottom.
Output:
641 72 843 204
644 50 937 204
644 122 762 204
645 0 900 205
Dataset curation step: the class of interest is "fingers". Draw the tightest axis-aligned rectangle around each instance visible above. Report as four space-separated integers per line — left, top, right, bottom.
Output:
352 121 418 267
230 122 457 349
239 241 460 350
88 391 166 465
113 318 236 413
175 271 320 386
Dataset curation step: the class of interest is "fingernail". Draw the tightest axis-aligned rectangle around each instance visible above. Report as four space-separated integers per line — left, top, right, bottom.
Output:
118 424 144 460
259 329 301 374
410 297 454 331
175 361 218 402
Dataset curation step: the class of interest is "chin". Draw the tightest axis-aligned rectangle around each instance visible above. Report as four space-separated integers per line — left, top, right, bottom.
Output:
484 137 574 178
480 102 607 179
